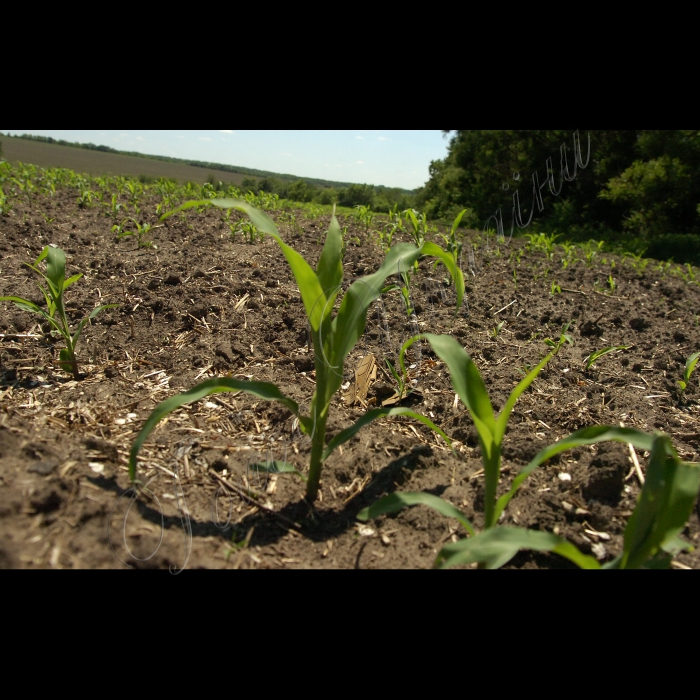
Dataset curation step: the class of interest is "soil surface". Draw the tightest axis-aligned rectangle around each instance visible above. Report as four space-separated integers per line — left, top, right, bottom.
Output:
1 187 699 569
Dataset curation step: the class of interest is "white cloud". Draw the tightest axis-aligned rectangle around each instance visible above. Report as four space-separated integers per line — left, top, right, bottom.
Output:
199 137 212 142
219 130 234 134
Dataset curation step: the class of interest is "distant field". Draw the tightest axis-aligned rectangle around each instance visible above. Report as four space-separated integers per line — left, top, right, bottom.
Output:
1 138 247 186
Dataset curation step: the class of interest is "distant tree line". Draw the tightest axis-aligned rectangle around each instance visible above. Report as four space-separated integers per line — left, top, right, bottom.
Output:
3 133 415 208
241 176 415 212
417 130 700 263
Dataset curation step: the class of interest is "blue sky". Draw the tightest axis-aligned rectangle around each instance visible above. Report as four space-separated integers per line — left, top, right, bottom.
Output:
2 130 450 190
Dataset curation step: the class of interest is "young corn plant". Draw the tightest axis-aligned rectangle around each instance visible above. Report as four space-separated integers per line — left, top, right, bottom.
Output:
128 200 465 503
491 321 506 340
360 429 699 569
236 220 263 244
389 330 572 531
439 209 468 265
525 233 561 261
678 352 699 394
381 209 404 252
383 270 414 321
0 186 12 216
585 346 631 371
623 250 650 274
360 332 700 569
113 217 156 249
0 247 118 380
404 209 429 248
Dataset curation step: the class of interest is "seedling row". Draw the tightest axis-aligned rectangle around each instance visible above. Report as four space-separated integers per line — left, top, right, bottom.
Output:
1 161 699 569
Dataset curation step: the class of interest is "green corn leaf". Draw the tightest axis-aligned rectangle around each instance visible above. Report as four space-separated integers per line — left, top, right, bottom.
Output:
0 296 62 332
0 296 43 314
129 379 307 482
421 243 465 311
159 198 279 237
451 209 468 236
357 492 475 537
437 527 601 570
316 213 344 298
59 348 77 374
45 246 66 296
32 247 49 266
493 426 658 524
408 334 495 441
323 407 452 462
63 273 84 292
494 350 556 444
684 352 700 384
250 461 307 481
326 244 424 397
164 199 330 333
617 434 700 570
72 304 119 346
585 346 631 371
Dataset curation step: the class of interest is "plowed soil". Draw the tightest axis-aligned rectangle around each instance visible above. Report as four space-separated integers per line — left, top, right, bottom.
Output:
1 188 699 569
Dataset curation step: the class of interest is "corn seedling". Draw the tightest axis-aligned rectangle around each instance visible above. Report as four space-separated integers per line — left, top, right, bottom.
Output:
385 358 409 401
129 200 465 502
379 328 571 533
439 209 468 266
656 260 674 275
671 263 698 286
353 205 375 233
236 220 263 244
492 321 506 340
525 233 561 261
623 250 650 273
0 247 118 380
360 429 699 569
404 209 429 248
550 282 562 296
678 352 700 394
77 187 96 209
0 186 13 215
109 194 124 219
113 217 156 249
383 270 415 321
381 209 405 252
585 346 631 371
580 240 604 268
608 275 616 294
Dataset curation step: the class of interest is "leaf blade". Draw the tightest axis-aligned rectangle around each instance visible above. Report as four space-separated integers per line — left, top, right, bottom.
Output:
437 527 601 570
323 406 451 462
358 492 475 537
621 435 700 569
493 426 658 524
129 379 303 481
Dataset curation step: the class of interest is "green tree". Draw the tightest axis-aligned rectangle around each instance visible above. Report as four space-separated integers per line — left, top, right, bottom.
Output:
287 179 315 203
241 177 259 192
417 130 700 261
337 183 375 208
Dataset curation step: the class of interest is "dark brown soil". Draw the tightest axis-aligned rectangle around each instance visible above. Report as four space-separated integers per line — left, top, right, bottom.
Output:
1 188 699 569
